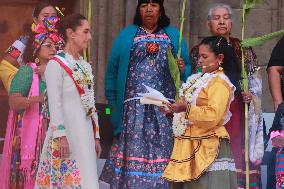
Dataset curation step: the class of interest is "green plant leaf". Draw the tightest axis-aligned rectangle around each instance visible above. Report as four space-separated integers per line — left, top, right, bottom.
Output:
241 29 284 47
244 0 261 18
167 49 180 100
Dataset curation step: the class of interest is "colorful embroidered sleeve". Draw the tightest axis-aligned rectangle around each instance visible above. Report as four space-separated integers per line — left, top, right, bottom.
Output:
187 78 232 128
0 59 18 92
45 60 66 138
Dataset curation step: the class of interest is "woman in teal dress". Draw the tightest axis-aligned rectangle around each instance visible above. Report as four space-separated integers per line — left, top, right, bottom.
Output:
0 17 63 189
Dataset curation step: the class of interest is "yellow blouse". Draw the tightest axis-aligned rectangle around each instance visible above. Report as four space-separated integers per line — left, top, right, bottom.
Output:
0 59 17 92
163 74 234 182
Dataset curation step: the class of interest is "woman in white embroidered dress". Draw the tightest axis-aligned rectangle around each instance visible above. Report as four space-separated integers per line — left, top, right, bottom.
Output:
161 36 240 189
35 13 101 188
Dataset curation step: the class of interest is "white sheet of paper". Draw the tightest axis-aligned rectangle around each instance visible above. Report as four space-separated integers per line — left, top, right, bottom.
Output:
138 84 170 107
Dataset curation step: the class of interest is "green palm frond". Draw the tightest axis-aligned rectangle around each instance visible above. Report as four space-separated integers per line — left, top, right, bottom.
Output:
177 0 187 59
241 29 284 47
244 0 261 19
167 49 180 100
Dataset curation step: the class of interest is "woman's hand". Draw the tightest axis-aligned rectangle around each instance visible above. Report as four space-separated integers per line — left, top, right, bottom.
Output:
38 93 45 104
272 136 284 148
160 103 174 118
58 136 70 159
171 101 187 113
241 91 253 104
160 102 172 114
252 159 262 166
176 58 185 73
95 139 102 158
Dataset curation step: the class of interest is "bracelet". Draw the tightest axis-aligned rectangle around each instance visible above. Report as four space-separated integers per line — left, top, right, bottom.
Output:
26 97 30 107
185 103 191 119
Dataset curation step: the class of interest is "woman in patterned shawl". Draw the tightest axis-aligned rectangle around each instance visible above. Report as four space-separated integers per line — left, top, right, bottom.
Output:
190 3 263 189
0 16 63 189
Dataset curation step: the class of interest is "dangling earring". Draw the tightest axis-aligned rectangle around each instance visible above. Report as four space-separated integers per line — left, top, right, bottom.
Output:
218 61 223 71
34 57 40 64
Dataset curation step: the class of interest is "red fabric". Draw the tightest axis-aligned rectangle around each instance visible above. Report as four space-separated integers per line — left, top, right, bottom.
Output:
225 92 261 188
225 92 244 169
52 57 84 95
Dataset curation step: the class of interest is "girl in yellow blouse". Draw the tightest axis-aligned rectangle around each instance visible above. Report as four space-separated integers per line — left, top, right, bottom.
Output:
162 36 241 189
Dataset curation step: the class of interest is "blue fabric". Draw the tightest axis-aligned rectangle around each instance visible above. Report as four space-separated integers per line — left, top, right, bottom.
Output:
100 28 175 188
105 24 191 135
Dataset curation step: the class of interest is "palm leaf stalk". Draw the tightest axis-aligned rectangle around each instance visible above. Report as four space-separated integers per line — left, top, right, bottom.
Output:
177 0 187 59
241 8 249 189
241 29 284 47
242 1 261 188
167 0 187 100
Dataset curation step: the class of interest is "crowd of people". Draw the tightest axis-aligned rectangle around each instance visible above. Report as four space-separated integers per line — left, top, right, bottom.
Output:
0 0 283 188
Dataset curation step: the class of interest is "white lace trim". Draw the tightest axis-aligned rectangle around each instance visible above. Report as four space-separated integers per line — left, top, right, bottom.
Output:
207 158 236 172
172 72 235 137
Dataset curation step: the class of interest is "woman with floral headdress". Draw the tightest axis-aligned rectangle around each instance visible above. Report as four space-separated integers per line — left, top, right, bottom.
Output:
0 16 63 189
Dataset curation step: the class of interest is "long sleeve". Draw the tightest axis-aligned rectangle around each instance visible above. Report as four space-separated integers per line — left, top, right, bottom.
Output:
45 60 66 138
9 65 33 96
187 78 232 129
0 59 18 92
104 34 121 109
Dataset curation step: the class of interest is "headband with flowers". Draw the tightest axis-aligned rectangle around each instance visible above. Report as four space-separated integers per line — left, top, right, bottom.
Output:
32 16 64 56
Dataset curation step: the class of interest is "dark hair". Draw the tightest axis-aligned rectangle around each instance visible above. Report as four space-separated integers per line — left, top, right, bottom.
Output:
200 36 242 90
57 13 87 41
133 0 170 28
22 33 37 64
32 0 56 19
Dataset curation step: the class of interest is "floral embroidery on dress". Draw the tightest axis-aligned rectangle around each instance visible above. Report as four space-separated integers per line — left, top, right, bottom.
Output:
51 124 65 133
36 136 82 188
